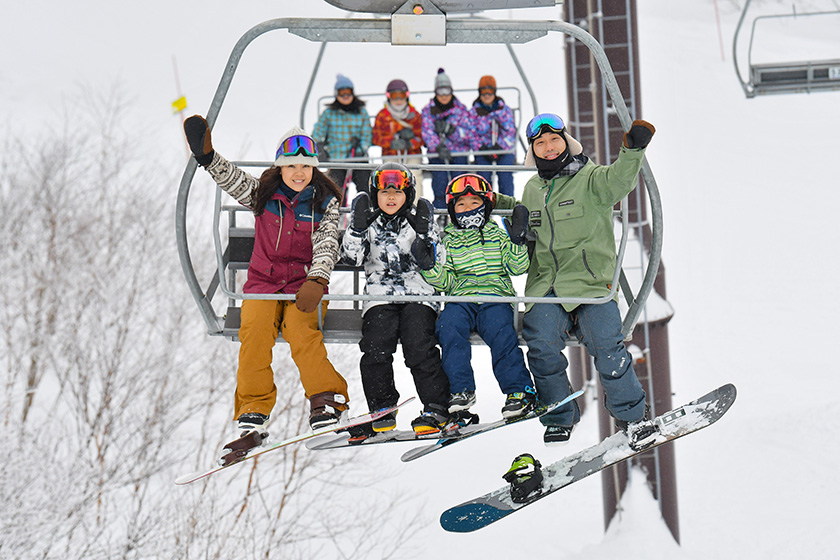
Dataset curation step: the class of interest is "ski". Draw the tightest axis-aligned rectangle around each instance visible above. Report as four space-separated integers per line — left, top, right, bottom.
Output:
174 397 414 485
439 383 736 532
306 390 584 456
399 389 586 462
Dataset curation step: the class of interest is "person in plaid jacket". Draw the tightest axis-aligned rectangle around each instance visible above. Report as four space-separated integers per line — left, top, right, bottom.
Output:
312 74 373 198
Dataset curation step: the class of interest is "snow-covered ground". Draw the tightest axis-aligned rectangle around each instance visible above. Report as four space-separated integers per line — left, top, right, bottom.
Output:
3 1 839 558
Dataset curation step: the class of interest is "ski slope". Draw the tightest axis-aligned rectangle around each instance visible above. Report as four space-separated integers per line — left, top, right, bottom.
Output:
2 1 838 558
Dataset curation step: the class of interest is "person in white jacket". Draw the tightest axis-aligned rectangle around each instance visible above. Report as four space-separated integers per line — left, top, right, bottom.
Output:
341 163 450 438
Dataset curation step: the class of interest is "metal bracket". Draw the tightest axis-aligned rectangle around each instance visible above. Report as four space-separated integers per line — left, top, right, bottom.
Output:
392 0 446 45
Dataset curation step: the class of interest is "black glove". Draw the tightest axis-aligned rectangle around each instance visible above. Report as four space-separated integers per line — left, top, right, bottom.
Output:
350 192 379 232
434 119 455 137
396 127 416 141
480 144 501 162
316 141 330 161
405 198 433 236
435 143 452 162
389 137 409 152
350 136 362 151
184 115 215 166
503 204 529 245
623 119 656 149
411 236 437 271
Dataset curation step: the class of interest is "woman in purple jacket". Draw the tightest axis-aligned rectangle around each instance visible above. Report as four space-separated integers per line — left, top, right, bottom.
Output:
184 116 349 462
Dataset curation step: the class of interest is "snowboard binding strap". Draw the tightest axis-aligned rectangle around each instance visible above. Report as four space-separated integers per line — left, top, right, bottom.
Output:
503 453 544 503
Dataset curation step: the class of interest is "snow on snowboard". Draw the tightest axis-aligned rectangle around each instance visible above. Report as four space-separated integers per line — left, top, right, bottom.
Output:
174 397 414 485
439 383 737 532
306 389 585 463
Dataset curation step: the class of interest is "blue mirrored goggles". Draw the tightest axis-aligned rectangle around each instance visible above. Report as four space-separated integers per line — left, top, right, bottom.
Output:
276 135 318 159
525 113 566 140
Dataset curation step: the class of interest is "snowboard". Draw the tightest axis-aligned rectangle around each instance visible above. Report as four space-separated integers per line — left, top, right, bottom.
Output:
174 397 414 485
305 390 585 461
400 389 585 463
439 383 737 532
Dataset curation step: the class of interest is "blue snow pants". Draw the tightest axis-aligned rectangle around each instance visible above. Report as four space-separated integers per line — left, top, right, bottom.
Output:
436 301 533 394
522 297 646 427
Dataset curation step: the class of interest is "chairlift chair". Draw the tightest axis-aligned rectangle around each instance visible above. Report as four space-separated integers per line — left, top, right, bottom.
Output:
175 0 664 345
733 0 840 98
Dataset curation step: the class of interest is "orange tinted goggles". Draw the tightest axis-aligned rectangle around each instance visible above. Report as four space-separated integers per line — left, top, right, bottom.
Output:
372 168 412 190
445 174 494 204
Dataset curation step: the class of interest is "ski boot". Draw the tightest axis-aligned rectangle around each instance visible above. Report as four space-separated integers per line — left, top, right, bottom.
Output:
616 406 659 451
501 386 537 419
503 453 544 504
372 408 398 432
309 392 348 430
410 404 450 436
448 390 476 412
543 424 575 446
346 422 375 445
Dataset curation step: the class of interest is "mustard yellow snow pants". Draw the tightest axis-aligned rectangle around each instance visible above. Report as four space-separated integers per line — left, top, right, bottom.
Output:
234 299 348 420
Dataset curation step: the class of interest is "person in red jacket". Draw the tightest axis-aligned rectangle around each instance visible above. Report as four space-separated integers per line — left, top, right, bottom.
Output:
183 116 350 463
372 78 425 199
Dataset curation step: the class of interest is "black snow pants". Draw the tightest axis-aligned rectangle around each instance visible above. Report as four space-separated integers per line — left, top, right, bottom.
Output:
359 303 450 412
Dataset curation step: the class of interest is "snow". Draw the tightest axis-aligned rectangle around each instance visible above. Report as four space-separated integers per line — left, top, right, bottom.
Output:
3 0 840 558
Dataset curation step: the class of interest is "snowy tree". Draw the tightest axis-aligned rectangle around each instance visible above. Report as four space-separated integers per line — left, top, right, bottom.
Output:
0 93 419 559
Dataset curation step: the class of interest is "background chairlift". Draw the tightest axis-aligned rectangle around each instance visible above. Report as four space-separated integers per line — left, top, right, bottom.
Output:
175 0 664 346
733 0 840 98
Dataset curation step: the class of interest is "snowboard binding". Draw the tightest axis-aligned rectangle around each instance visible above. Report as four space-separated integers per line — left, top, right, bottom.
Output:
503 453 544 503
219 430 267 467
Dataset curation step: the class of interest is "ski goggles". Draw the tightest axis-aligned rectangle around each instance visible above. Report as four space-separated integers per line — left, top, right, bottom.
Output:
387 90 409 100
372 167 412 190
479 86 496 95
276 135 318 159
435 86 453 96
525 113 566 140
445 173 495 204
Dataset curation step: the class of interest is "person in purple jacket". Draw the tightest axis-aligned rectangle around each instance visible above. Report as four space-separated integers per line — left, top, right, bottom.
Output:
183 116 350 462
469 75 517 197
421 68 473 212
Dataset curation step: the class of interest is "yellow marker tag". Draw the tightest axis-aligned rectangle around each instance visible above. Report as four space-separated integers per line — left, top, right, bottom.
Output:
171 96 187 113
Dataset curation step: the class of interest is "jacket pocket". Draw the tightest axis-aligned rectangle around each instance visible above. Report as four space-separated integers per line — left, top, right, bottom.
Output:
248 252 274 281
553 204 586 248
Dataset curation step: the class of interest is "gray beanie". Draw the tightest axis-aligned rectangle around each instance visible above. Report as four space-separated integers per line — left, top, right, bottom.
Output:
434 68 452 92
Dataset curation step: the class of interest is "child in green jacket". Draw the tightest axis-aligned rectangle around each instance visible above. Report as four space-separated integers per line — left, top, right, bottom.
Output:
412 173 536 419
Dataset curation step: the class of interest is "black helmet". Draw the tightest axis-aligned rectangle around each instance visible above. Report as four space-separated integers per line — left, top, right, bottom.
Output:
369 162 416 217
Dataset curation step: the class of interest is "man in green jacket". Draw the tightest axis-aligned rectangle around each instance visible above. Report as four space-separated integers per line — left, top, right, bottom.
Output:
501 113 658 450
